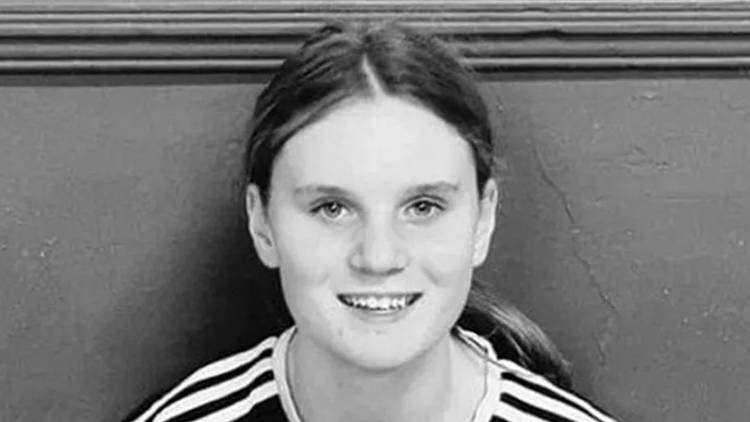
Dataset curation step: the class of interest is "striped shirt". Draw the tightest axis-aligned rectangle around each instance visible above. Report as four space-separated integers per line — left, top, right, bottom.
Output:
125 327 619 422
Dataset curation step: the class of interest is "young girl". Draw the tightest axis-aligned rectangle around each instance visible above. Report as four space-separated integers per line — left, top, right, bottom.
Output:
127 21 619 422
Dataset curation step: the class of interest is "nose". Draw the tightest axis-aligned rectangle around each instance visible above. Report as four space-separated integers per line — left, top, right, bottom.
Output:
348 217 409 277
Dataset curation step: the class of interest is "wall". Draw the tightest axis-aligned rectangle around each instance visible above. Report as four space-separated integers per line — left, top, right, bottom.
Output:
1 74 748 422
0 76 267 421
482 77 750 422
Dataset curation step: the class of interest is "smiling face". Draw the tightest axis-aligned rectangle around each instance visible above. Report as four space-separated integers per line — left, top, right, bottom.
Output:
246 95 497 371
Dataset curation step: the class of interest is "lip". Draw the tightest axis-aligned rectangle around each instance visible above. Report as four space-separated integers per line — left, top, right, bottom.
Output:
336 292 422 302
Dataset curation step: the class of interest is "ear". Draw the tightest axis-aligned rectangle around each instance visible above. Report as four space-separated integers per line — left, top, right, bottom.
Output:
245 184 279 268
472 178 499 267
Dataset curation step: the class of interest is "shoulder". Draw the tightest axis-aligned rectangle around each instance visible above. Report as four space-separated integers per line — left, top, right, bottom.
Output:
123 335 287 422
457 327 619 422
492 359 619 422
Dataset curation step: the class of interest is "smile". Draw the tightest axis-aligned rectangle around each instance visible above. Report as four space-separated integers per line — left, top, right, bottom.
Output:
337 293 422 313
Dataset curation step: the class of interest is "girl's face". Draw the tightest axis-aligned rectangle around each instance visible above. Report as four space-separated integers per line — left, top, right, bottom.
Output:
247 95 497 371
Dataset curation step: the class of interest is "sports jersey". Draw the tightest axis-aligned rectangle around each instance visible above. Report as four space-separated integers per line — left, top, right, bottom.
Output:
125 326 618 422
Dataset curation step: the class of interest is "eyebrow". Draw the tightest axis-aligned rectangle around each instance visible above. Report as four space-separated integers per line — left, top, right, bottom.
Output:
404 182 460 197
292 181 460 199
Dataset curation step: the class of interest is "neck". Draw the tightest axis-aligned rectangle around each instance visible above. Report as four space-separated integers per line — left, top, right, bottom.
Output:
287 330 485 422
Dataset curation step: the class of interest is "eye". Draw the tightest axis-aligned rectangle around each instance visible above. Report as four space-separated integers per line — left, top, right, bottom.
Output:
312 201 351 222
406 200 443 220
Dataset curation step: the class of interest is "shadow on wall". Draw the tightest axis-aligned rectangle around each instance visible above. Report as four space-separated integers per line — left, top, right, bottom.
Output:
104 175 279 421
0 78 278 422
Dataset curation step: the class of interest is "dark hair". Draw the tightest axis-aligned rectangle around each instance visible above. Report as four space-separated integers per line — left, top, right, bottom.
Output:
244 20 571 388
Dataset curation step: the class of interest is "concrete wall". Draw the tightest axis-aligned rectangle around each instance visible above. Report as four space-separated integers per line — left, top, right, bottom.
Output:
1 74 748 422
483 78 750 422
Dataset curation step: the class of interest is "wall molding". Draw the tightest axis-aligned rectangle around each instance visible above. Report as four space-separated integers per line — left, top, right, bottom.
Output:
1 0 750 74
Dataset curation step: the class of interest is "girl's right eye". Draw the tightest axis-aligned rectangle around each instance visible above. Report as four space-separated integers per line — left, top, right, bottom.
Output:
312 201 351 222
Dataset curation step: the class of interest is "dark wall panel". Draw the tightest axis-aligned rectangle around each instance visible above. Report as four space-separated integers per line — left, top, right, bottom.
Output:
1 75 748 422
0 78 268 421
482 78 750 422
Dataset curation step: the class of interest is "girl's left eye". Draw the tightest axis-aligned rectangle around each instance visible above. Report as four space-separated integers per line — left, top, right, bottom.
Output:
406 200 443 219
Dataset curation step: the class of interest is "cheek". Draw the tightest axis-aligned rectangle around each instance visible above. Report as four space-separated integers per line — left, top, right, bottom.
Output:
273 216 345 326
413 214 477 284
273 211 344 286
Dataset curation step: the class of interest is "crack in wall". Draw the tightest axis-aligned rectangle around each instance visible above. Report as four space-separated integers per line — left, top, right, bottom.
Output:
531 142 619 364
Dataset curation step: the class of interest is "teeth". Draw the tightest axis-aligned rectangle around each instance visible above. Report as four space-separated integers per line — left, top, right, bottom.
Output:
341 294 415 312
377 297 392 309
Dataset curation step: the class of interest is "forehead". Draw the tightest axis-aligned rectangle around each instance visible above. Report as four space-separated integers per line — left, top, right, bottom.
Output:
273 96 476 191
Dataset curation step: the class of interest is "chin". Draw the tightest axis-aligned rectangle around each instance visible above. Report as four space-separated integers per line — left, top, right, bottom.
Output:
335 327 450 374
343 345 424 374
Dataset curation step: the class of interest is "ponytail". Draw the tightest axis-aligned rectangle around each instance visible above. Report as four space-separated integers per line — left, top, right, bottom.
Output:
455 277 572 389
